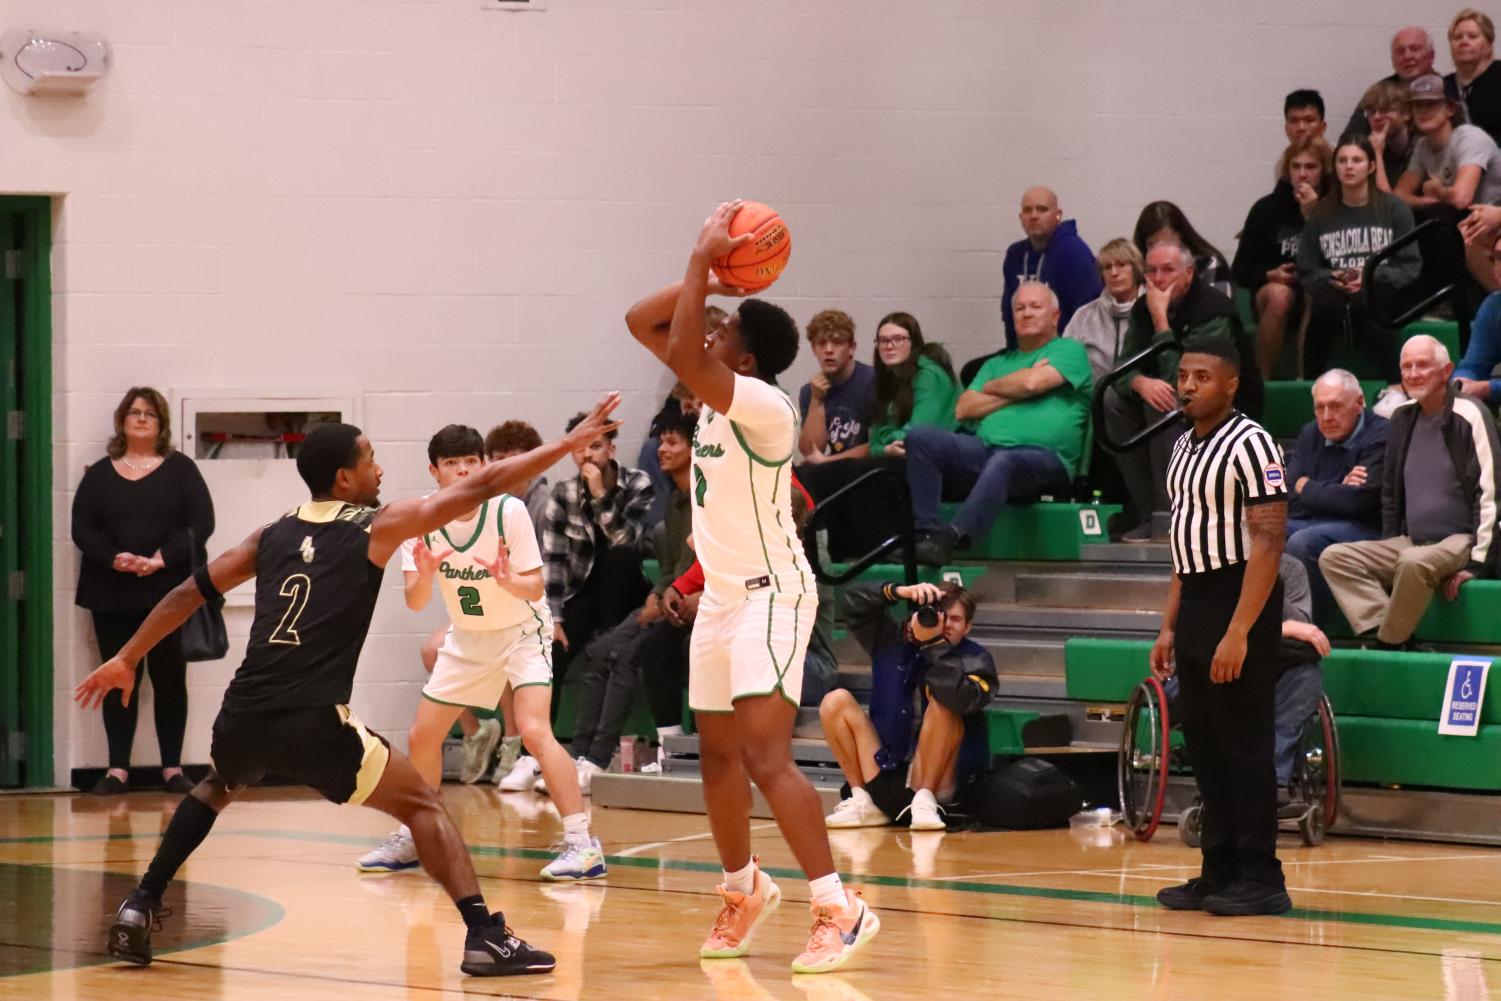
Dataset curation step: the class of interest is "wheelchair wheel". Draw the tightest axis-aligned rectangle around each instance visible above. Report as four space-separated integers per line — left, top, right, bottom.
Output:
1178 802 1202 848
1294 693 1340 838
1298 800 1326 846
1117 677 1170 841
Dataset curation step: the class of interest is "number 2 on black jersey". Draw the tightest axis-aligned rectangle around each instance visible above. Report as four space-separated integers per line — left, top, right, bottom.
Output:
269 573 312 645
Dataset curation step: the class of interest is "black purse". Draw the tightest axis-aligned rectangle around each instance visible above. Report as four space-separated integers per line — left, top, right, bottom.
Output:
179 528 229 663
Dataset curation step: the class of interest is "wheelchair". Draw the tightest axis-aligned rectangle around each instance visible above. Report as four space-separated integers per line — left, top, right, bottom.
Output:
1116 672 1341 847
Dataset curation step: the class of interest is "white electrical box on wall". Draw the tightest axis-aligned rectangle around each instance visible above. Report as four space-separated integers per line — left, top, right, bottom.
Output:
0 30 111 96
174 390 362 606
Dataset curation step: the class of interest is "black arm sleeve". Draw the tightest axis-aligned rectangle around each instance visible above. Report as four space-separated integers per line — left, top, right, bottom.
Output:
70 463 118 567
843 582 905 656
160 455 216 572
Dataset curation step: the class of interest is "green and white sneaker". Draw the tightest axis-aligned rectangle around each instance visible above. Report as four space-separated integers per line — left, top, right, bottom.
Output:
461 718 502 785
540 837 607 881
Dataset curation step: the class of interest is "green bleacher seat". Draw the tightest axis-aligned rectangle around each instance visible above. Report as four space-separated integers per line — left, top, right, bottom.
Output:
1337 717 1501 791
1415 580 1501 644
1322 648 1501 722
1404 318 1461 361
986 708 1041 756
938 501 1119 561
1063 637 1150 702
1260 379 1385 440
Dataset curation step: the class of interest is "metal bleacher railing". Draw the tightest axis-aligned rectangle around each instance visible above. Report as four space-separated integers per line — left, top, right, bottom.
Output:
1364 217 1471 353
805 464 919 588
1092 339 1183 454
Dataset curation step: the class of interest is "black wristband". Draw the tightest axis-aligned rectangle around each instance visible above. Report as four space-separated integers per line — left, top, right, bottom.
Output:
194 564 222 604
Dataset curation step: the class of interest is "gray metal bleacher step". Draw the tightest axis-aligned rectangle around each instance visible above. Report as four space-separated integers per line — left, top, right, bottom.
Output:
1080 542 1172 564
972 602 1161 635
1013 572 1171 611
591 772 843 816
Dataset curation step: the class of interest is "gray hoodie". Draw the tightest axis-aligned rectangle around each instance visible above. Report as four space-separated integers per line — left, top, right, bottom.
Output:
1062 285 1142 384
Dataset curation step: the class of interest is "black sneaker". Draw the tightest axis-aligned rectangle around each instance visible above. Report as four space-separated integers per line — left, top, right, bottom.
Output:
1203 879 1292 917
108 889 167 966
1155 877 1222 911
91 774 128 796
460 915 557 977
164 773 195 795
914 527 959 567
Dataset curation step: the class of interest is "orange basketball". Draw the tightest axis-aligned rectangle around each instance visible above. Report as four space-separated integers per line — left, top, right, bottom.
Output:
712 201 791 293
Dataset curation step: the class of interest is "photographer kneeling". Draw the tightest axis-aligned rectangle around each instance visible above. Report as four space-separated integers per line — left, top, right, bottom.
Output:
820 580 998 831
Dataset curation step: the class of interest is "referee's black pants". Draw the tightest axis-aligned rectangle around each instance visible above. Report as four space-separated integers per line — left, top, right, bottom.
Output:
1175 564 1285 890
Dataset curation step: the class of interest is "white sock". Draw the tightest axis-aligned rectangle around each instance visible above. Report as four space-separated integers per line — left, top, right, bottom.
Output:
723 859 756 895
501 735 521 751
809 871 846 909
397 824 412 840
912 788 937 809
562 812 590 845
657 724 683 739
848 786 874 809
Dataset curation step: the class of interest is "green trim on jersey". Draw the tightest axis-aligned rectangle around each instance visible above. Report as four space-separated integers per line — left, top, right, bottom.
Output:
729 417 798 468
421 691 497 713
744 452 782 592
730 686 799 710
439 499 488 553
495 494 512 544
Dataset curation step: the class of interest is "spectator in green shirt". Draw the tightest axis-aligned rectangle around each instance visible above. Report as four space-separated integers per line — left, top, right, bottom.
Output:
798 311 960 561
906 283 1094 566
868 312 960 457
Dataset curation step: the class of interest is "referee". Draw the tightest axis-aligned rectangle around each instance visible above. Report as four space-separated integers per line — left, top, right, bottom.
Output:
1149 336 1292 917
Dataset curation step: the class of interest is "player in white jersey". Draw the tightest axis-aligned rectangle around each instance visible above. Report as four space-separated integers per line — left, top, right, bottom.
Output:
356 425 605 882
626 201 879 975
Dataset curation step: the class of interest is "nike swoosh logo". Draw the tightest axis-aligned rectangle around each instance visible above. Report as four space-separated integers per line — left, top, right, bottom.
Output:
841 905 864 946
484 940 515 960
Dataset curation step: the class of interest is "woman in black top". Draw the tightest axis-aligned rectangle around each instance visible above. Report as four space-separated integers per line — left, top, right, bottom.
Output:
72 387 214 794
1233 136 1332 377
1447 9 1501 143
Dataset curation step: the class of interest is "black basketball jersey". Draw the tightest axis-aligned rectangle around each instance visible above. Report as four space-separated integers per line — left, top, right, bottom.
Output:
220 500 385 714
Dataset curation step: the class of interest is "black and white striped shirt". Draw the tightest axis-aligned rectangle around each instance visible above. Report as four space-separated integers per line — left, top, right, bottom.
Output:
1166 411 1287 575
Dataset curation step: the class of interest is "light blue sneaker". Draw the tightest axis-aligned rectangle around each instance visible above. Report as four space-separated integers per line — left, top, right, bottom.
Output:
357 829 420 873
540 837 607 881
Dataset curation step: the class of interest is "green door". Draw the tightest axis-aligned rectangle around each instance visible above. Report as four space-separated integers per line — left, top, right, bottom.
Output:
0 197 52 788
0 212 17 786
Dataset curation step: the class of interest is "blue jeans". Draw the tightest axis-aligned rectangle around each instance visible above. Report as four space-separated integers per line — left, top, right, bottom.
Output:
1166 664 1322 788
1286 517 1377 621
904 425 1069 539
1456 290 1501 400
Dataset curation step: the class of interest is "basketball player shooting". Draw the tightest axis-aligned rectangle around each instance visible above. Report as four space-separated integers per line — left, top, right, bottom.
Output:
73 393 620 979
625 200 879 974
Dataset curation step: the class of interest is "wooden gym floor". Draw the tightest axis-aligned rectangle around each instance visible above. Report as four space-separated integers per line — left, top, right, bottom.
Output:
2 785 1500 1000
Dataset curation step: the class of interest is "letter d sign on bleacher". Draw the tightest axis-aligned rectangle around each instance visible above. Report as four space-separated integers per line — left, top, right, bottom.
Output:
1439 657 1492 737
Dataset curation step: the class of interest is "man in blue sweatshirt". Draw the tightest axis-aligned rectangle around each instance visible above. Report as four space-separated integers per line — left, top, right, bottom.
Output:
1285 369 1388 619
999 187 1103 352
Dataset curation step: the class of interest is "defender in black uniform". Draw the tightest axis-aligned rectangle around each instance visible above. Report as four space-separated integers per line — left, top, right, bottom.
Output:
75 395 620 978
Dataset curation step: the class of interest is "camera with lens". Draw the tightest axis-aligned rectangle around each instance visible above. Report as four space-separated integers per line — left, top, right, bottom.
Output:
913 604 942 630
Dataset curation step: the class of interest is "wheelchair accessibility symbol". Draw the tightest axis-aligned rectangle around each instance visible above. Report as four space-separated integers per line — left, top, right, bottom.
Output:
1440 658 1492 737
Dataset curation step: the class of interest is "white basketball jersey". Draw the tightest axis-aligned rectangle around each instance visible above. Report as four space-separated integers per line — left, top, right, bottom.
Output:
691 374 815 600
400 494 548 631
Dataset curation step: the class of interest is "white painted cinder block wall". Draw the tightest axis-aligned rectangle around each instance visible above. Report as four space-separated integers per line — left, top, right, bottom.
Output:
1 0 1452 782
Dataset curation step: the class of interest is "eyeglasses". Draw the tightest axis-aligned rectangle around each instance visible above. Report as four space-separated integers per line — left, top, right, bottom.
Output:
876 334 911 348
126 409 160 421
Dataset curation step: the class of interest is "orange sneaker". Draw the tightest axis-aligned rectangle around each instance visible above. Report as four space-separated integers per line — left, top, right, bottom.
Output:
791 890 879 974
699 861 782 959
